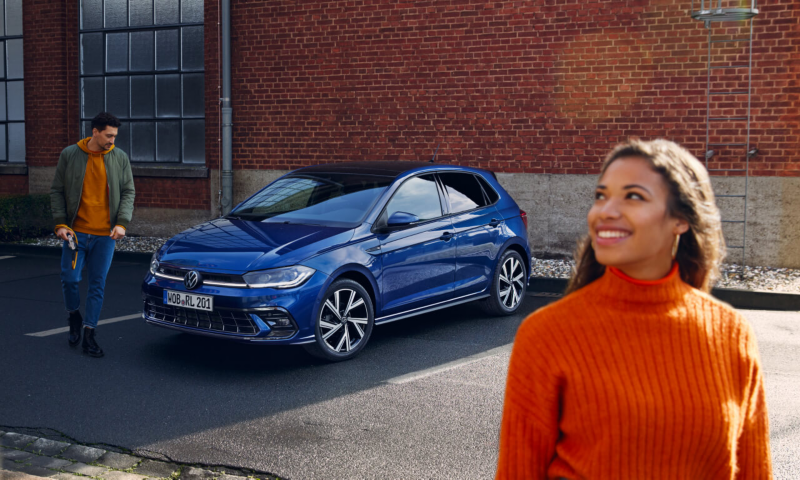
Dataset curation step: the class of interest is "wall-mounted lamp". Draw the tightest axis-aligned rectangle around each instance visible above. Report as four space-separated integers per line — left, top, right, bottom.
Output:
705 150 715 160
747 148 759 158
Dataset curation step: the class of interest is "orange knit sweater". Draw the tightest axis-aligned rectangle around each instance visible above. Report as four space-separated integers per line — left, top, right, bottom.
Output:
72 138 112 236
496 265 772 479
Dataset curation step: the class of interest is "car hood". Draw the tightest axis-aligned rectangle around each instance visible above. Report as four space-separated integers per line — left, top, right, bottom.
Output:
159 218 354 272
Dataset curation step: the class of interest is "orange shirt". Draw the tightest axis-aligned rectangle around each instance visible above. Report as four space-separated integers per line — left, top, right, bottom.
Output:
496 265 772 479
71 137 113 236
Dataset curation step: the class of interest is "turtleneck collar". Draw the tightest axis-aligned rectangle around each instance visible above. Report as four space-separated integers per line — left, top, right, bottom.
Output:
592 262 690 305
78 137 114 155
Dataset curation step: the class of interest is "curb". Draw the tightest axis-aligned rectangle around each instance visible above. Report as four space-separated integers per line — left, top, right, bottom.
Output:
0 430 280 480
528 277 800 312
0 244 152 263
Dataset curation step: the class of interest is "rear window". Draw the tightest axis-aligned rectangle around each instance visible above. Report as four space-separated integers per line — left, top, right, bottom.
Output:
476 174 500 204
439 172 488 214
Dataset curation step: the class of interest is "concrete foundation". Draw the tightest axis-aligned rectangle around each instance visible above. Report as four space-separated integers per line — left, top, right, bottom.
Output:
27 166 57 195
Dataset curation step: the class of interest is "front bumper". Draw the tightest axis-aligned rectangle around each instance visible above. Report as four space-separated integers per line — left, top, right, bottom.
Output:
141 269 328 345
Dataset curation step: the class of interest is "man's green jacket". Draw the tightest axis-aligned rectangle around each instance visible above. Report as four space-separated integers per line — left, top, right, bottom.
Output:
50 145 135 229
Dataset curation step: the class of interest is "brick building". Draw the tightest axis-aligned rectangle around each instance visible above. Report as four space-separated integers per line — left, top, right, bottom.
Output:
2 0 798 266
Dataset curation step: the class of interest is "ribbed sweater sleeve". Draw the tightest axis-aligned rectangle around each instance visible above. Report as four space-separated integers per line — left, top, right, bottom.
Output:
496 320 561 479
735 323 772 479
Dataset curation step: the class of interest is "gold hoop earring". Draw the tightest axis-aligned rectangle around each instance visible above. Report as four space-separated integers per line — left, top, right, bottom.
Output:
671 234 680 259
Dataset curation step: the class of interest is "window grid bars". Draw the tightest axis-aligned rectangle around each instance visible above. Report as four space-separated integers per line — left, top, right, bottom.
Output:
0 0 24 163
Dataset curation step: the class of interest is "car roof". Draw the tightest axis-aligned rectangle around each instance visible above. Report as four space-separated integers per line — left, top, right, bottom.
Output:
292 161 492 178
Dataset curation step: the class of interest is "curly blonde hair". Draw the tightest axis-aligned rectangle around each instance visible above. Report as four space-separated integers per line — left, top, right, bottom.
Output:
565 139 725 294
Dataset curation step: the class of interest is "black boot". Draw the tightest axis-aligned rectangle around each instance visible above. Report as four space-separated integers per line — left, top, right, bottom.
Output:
68 310 83 346
82 327 104 358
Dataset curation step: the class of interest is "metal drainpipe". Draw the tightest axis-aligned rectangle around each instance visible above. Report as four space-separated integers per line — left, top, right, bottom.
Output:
220 0 233 215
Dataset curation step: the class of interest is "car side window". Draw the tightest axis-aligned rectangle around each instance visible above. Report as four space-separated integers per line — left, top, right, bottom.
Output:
385 174 443 222
439 173 488 214
475 175 500 204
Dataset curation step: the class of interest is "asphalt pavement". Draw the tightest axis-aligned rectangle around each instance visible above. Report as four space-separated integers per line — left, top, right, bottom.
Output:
0 253 798 479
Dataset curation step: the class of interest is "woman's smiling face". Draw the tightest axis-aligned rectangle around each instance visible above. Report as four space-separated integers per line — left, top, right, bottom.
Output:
588 156 689 280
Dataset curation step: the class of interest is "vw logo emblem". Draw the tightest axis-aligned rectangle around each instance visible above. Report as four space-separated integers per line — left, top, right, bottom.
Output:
184 270 201 290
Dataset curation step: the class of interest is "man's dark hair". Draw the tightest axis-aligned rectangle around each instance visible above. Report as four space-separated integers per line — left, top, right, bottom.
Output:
91 112 121 132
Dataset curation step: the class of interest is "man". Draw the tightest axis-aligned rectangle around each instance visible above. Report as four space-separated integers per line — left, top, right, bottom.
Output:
50 112 135 358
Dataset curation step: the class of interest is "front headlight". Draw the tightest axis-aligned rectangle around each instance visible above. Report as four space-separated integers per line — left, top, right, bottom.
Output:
243 265 315 289
149 252 160 275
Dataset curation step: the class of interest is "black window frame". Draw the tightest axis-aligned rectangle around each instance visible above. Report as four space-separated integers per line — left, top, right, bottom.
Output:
78 0 205 164
0 0 24 164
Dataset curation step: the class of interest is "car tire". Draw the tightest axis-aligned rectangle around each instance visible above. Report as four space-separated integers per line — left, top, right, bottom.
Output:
480 249 527 316
303 279 375 362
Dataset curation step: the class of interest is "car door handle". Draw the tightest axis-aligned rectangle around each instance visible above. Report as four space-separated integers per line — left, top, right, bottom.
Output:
439 232 454 241
489 218 501 228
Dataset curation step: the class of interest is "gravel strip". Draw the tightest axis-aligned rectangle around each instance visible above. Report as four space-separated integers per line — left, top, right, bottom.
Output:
12 235 800 294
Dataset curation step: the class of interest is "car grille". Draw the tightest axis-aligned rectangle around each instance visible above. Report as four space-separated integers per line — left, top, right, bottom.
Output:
157 265 246 285
144 295 258 335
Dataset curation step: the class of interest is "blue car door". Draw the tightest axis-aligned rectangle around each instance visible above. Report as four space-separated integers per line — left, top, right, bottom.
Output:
438 172 503 297
376 174 456 317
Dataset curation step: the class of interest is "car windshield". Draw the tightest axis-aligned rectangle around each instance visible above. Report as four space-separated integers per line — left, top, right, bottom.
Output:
230 173 394 227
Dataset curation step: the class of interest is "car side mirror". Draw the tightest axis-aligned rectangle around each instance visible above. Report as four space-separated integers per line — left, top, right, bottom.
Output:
387 211 419 227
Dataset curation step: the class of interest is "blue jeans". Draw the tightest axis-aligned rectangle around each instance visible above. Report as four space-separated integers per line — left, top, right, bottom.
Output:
60 232 116 328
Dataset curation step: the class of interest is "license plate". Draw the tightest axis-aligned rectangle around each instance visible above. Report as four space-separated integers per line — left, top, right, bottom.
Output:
163 289 213 311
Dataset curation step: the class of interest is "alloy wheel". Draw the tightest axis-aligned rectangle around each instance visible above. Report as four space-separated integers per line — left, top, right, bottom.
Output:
319 288 369 353
499 256 525 309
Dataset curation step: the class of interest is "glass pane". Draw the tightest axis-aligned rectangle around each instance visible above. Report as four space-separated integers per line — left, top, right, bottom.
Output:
0 125 6 161
0 42 5 78
130 31 154 71
439 173 486 213
104 0 128 28
155 29 178 70
156 74 180 117
157 121 180 162
81 0 103 30
386 175 443 221
0 1 5 37
8 122 24 162
182 0 203 23
131 122 155 161
115 121 130 155
0 83 5 121
155 0 179 25
130 0 153 26
105 32 129 73
181 26 203 71
6 0 22 36
6 39 23 79
82 77 105 118
183 120 204 163
182 73 203 117
7 81 23 120
131 75 155 118
106 76 130 119
81 33 104 75
82 121 92 138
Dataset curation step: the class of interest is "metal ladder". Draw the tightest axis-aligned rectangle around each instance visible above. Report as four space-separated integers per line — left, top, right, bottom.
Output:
692 1 759 268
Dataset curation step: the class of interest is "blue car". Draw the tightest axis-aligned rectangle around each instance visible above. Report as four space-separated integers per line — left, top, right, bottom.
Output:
142 162 530 361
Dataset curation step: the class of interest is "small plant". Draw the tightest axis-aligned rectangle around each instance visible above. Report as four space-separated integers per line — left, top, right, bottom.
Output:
0 194 52 241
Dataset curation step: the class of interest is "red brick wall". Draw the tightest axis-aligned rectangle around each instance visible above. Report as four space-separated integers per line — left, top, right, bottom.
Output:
218 0 798 176
0 176 28 196
132 177 210 209
21 0 79 167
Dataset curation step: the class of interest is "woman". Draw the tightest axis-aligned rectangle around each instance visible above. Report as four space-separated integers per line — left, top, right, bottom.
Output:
496 139 772 479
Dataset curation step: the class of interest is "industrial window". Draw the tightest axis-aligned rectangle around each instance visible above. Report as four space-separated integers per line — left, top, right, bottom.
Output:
79 0 205 163
0 0 24 163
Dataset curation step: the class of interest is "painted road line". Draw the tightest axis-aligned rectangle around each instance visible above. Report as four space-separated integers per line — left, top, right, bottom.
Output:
0 256 15 260
386 343 513 385
25 313 141 337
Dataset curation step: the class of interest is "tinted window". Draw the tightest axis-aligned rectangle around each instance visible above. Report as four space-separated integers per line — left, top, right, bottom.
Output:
439 173 487 214
476 175 500 204
385 175 442 221
232 173 393 227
